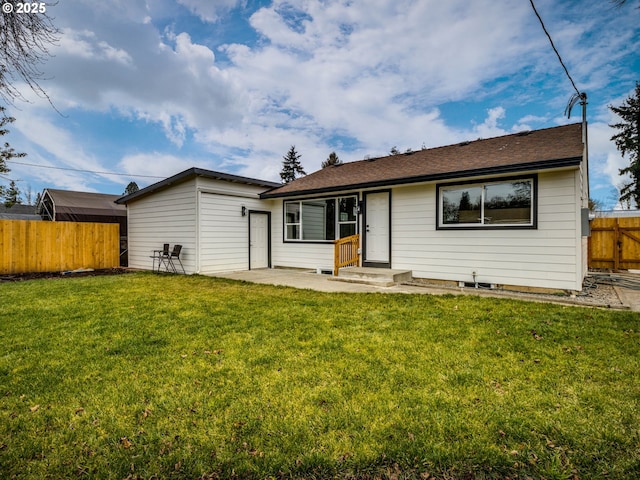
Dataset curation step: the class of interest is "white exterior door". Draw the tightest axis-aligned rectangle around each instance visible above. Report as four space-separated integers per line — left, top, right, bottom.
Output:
364 191 390 265
249 212 269 269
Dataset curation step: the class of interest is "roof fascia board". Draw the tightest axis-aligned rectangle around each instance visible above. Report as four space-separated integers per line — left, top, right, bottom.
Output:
115 168 201 204
116 167 280 204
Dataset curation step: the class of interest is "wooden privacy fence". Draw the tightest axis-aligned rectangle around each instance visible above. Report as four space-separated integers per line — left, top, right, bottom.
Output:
588 217 640 270
334 234 360 275
0 220 119 275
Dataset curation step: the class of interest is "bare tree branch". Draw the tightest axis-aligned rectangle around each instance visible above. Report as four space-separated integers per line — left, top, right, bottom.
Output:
0 1 60 104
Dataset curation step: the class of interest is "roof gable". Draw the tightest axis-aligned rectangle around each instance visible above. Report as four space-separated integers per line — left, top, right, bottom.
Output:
116 167 281 204
261 123 584 198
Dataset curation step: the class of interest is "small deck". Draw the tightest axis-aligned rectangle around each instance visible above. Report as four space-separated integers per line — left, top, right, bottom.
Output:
331 267 413 287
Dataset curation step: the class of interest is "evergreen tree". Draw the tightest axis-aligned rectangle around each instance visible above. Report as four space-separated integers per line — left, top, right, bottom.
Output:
609 82 640 207
124 181 139 195
321 151 342 168
4 180 22 207
459 191 472 211
280 145 306 184
0 107 26 198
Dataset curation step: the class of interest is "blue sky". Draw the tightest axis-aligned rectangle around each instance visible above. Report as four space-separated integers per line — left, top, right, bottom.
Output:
2 0 640 208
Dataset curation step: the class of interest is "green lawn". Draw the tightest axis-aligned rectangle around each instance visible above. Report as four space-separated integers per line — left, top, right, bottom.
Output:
1 272 639 479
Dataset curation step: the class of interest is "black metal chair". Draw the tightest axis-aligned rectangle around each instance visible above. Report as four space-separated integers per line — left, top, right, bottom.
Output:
167 244 185 273
151 243 170 272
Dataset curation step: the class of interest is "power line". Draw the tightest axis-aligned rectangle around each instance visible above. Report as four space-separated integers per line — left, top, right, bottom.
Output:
529 0 581 97
6 159 166 179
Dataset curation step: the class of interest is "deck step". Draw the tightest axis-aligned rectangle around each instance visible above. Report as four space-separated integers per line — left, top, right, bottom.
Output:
330 267 413 287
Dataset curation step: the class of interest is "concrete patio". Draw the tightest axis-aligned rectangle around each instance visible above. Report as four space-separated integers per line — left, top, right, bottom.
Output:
209 268 639 311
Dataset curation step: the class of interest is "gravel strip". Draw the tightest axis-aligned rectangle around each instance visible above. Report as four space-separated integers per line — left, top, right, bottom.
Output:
406 279 626 309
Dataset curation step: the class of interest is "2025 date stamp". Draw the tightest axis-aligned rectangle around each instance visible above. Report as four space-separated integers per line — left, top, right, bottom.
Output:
2 2 47 14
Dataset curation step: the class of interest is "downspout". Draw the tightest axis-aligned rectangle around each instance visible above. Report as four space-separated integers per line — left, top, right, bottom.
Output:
195 188 201 274
567 92 589 290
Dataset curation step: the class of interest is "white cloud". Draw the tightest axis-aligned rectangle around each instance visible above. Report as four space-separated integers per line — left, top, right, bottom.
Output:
176 0 244 23
472 107 508 139
118 152 200 181
48 0 637 160
202 0 533 170
515 115 549 130
14 114 97 171
59 29 133 65
588 121 627 192
45 8 247 140
9 112 117 192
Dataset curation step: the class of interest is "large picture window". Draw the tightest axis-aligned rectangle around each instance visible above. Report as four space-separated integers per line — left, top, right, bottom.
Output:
438 177 535 228
285 195 358 241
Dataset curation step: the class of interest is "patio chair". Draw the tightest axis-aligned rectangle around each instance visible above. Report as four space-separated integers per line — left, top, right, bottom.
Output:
167 244 185 273
151 243 170 272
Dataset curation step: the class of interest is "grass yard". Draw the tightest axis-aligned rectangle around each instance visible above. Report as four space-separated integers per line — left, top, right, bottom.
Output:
1 272 639 479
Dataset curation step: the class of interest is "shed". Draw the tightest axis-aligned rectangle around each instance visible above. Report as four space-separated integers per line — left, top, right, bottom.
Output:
37 189 127 235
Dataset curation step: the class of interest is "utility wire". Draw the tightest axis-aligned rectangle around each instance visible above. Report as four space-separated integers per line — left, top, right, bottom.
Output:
6 159 166 179
529 0 581 97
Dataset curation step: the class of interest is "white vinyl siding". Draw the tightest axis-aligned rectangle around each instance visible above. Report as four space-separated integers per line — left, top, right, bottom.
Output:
126 179 197 273
392 170 582 290
196 177 268 274
198 191 265 274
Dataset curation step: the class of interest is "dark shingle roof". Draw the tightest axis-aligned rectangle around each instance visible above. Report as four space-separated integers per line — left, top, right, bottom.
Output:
0 204 40 220
261 123 584 198
0 204 37 215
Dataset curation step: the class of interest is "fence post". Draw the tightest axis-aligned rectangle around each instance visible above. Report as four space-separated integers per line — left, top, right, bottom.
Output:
614 219 620 271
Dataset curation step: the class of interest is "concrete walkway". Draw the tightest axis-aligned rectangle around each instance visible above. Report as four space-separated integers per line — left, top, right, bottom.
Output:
210 268 640 311
212 268 435 293
614 286 640 312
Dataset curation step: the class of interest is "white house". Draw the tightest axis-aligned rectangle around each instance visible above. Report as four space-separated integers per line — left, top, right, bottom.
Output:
117 123 589 291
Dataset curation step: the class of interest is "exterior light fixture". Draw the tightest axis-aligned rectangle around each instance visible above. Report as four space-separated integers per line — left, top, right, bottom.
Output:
241 205 247 216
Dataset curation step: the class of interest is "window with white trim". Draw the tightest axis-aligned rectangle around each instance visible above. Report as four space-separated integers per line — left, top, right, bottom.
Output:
438 177 535 228
284 195 358 241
